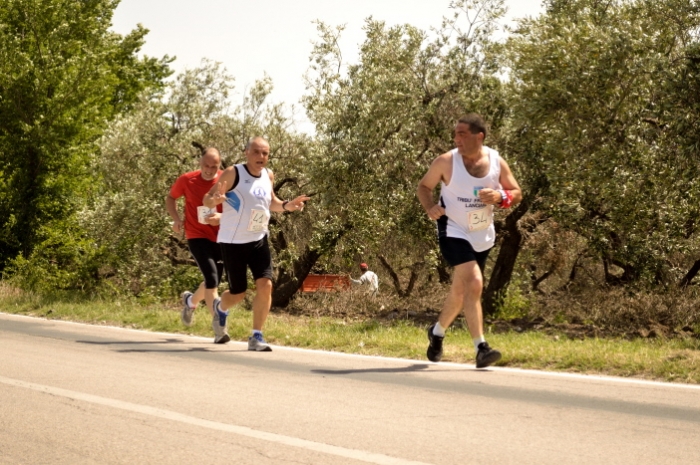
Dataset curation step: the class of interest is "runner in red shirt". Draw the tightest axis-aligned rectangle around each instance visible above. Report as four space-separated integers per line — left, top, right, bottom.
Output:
166 147 228 343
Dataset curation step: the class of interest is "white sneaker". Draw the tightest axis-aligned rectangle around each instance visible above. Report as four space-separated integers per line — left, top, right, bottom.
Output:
180 291 195 326
248 333 272 352
212 298 230 344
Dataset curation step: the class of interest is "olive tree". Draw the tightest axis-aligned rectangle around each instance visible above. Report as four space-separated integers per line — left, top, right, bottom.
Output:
302 0 515 301
0 0 171 287
504 0 700 293
92 60 314 297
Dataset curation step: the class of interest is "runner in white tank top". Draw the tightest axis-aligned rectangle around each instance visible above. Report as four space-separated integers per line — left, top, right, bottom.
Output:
438 146 502 252
417 115 522 368
203 137 310 350
217 164 273 244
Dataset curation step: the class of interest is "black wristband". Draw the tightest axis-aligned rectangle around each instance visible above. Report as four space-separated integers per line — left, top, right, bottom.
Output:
282 200 289 211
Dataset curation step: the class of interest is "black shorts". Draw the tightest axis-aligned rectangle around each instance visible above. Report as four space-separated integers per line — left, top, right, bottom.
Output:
438 236 491 273
219 236 274 295
187 238 224 289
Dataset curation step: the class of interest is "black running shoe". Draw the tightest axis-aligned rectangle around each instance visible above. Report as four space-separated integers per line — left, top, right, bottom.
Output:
426 324 444 362
476 342 501 368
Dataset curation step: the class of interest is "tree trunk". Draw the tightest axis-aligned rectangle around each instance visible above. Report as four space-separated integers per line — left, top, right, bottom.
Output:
482 198 531 317
271 225 350 308
272 246 323 308
603 256 638 285
16 144 42 259
404 263 422 296
378 255 404 296
529 263 555 293
377 255 424 297
680 259 700 288
558 252 583 292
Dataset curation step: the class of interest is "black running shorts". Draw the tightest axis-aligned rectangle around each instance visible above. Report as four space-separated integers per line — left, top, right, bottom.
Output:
219 236 274 295
438 236 491 273
187 238 224 289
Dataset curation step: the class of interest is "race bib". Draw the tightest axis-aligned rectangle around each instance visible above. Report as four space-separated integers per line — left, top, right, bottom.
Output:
197 206 216 224
247 209 270 232
467 207 492 232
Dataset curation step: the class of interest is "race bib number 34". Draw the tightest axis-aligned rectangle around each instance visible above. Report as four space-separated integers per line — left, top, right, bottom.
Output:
247 209 270 232
467 207 492 232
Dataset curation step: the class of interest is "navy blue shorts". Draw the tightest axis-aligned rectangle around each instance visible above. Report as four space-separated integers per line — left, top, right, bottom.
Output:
187 238 224 289
219 236 274 295
438 236 491 273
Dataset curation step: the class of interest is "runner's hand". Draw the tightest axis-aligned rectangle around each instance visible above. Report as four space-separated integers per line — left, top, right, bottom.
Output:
204 212 221 226
172 218 184 233
210 181 226 205
478 188 501 205
287 195 311 212
427 205 445 220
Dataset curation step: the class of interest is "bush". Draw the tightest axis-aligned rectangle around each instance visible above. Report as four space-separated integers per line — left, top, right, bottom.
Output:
3 219 105 293
494 285 531 321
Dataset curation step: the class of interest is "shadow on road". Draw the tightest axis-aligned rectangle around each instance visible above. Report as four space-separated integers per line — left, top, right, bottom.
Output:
77 338 186 345
311 364 432 375
75 339 248 353
114 347 248 354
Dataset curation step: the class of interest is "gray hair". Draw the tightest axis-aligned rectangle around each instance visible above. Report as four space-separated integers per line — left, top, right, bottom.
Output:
244 136 269 151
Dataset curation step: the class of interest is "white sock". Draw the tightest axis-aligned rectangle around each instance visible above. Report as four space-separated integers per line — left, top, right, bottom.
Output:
432 322 446 337
186 294 194 309
473 336 486 352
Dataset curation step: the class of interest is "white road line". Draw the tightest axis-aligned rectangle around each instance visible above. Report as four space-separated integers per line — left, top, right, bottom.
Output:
0 375 432 465
3 312 700 391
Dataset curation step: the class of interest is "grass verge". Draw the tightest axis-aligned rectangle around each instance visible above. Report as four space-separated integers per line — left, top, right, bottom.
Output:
1 284 698 384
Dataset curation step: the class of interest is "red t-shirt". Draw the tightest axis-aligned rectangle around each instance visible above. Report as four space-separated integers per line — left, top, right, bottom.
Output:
169 170 223 241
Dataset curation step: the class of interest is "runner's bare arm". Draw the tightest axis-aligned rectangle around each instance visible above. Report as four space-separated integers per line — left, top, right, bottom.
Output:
165 194 183 233
477 158 522 207
269 170 310 213
417 154 450 220
498 158 522 204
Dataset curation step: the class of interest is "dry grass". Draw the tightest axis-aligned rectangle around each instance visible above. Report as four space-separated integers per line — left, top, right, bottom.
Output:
282 285 446 325
527 287 700 339
0 282 22 298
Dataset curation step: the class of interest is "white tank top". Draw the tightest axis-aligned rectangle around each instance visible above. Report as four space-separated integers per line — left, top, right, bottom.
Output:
437 147 501 252
217 164 272 244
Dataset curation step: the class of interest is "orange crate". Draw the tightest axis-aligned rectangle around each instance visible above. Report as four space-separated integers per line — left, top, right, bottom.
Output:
300 274 350 293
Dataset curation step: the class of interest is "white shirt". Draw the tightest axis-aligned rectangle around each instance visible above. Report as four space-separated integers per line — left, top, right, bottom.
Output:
438 146 502 252
352 270 379 292
217 164 272 244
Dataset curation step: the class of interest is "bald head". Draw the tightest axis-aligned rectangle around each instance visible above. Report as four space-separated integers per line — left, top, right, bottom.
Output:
202 147 221 159
199 147 221 180
244 136 270 174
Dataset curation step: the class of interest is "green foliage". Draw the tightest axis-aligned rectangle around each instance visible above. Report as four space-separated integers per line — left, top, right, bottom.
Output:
91 60 313 296
4 217 106 293
494 284 531 321
505 0 700 287
0 0 172 271
303 0 510 284
6 0 700 311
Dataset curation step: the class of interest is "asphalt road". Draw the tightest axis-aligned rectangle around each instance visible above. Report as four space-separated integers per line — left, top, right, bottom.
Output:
1 312 699 465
